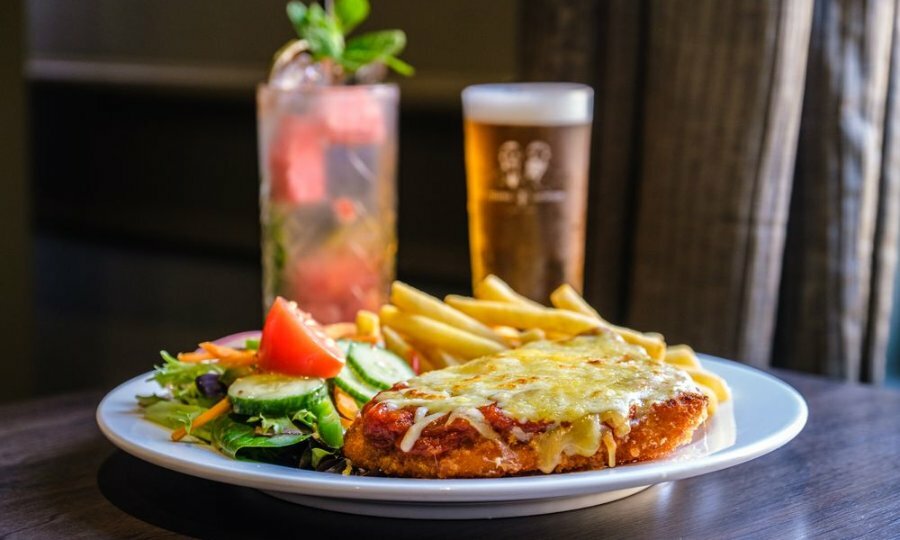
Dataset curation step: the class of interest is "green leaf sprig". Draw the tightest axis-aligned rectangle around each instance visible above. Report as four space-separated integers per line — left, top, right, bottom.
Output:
284 0 414 77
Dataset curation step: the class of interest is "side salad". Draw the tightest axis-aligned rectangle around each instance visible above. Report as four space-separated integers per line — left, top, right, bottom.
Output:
138 296 414 474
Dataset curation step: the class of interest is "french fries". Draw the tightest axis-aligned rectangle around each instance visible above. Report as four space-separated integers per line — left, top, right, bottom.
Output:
382 325 437 373
474 274 544 308
696 383 719 416
681 367 731 402
382 325 414 360
363 275 728 420
519 328 547 344
355 310 381 339
379 305 506 360
391 282 504 343
436 350 462 366
550 284 666 361
546 282 727 415
661 343 731 411
492 325 524 347
664 344 703 369
549 284 605 322
444 295 601 335
614 328 666 362
412 340 463 368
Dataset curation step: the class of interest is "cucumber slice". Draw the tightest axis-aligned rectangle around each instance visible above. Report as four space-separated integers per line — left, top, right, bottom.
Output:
336 339 353 354
347 343 415 390
228 374 325 416
309 392 344 448
334 364 380 404
337 338 385 352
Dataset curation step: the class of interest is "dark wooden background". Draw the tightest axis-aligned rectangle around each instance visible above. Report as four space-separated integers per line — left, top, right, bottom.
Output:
523 0 900 384
3 0 900 402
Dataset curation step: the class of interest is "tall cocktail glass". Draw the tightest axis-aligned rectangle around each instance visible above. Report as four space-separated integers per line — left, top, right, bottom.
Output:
258 83 398 323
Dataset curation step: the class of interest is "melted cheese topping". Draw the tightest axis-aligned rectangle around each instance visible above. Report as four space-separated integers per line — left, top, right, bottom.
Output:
446 407 499 441
377 334 703 471
399 408 445 452
602 430 617 468
535 414 604 473
378 333 700 430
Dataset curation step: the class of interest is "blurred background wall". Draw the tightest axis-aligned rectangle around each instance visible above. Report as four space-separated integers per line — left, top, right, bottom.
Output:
2 0 899 400
19 0 516 397
1 0 33 402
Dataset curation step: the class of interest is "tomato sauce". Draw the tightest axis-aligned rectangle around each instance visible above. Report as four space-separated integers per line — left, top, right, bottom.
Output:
359 400 551 456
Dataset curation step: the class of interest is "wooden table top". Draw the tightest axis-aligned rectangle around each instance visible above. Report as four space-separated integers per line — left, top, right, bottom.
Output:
2 370 898 539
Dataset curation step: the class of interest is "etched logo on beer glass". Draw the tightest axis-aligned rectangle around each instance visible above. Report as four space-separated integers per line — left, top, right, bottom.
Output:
491 140 561 207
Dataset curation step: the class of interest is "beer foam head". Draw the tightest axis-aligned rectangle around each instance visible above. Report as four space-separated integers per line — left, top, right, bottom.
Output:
462 83 593 126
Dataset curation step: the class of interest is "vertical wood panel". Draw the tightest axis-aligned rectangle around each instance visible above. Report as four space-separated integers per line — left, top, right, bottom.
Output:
739 0 818 366
519 0 600 82
628 0 813 365
864 0 900 383
520 0 644 321
583 2 645 322
776 0 895 380
0 0 33 402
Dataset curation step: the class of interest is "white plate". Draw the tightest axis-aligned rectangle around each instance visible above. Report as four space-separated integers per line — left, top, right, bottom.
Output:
97 352 806 520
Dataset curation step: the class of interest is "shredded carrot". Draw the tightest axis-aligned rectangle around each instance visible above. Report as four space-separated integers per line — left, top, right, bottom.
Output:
177 351 216 363
333 386 360 421
198 342 257 367
323 322 357 339
171 397 231 442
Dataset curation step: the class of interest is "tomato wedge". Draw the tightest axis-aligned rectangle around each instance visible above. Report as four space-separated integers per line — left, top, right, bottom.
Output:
259 297 346 378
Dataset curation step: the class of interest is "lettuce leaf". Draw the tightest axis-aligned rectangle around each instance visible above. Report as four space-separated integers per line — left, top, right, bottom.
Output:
210 415 311 461
151 351 224 406
143 401 213 442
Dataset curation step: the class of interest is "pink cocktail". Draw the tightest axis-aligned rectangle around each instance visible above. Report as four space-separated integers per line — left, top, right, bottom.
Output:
257 84 398 323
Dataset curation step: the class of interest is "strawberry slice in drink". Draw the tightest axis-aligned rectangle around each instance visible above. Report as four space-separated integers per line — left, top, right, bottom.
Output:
287 246 383 324
269 115 327 204
319 87 386 145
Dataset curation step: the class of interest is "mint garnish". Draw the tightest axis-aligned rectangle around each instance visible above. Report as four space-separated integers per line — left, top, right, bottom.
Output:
284 0 414 77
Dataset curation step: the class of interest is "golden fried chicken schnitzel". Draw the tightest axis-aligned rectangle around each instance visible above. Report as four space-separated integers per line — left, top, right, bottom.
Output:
344 333 708 478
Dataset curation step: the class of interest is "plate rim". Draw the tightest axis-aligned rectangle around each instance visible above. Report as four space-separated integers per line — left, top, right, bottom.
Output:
96 354 807 503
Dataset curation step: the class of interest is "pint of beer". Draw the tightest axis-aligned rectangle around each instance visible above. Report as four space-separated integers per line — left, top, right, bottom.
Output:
462 83 593 302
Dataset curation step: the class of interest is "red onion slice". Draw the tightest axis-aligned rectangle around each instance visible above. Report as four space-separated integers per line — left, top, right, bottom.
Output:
194 330 262 352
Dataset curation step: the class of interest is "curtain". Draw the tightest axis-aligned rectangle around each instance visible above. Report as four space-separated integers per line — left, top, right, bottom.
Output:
522 0 900 384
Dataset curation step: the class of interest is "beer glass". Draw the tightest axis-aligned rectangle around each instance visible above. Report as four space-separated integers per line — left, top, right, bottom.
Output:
462 83 593 302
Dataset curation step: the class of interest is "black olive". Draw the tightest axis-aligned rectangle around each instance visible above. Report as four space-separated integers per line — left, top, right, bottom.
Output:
195 373 226 398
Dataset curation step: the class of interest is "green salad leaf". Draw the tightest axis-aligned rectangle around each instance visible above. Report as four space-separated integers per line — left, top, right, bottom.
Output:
221 365 255 387
136 393 167 407
292 409 317 428
143 401 213 442
310 447 334 468
211 415 311 460
153 351 224 387
151 351 224 407
246 414 309 436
